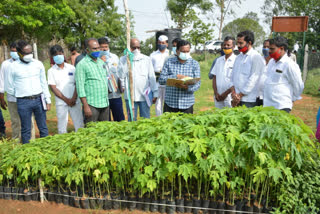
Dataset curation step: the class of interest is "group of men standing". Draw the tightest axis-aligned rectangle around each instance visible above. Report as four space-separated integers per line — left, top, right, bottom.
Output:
0 35 201 144
211 30 304 112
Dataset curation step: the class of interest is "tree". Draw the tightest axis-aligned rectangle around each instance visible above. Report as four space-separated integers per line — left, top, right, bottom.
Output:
213 0 242 40
141 36 156 56
166 0 213 29
0 0 75 43
222 12 266 46
261 0 320 49
185 19 214 51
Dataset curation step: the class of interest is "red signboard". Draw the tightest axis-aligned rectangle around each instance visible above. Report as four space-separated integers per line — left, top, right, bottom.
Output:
272 16 309 32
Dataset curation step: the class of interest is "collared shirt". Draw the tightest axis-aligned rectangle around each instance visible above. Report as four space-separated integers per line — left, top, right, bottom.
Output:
0 58 17 102
119 53 158 102
6 59 51 104
232 48 265 102
75 55 109 108
211 54 236 100
263 54 304 110
48 63 79 106
257 59 268 99
159 57 201 109
150 49 170 72
104 52 122 99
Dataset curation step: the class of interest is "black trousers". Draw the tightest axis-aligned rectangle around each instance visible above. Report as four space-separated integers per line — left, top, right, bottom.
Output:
163 103 193 114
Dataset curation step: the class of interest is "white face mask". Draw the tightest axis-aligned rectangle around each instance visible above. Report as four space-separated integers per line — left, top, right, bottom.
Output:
23 54 33 62
132 49 140 56
179 52 191 61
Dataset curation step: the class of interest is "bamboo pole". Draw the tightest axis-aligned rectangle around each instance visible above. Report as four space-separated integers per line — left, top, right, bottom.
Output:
123 0 135 118
39 178 44 203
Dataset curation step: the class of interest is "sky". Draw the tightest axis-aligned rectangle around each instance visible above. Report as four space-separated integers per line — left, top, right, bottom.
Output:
115 0 268 41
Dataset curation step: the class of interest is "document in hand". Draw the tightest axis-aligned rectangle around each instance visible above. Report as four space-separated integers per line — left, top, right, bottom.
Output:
41 94 47 111
166 77 200 89
143 87 154 107
107 73 118 93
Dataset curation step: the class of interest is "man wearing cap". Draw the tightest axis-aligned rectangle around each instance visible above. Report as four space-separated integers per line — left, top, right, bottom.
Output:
150 35 169 116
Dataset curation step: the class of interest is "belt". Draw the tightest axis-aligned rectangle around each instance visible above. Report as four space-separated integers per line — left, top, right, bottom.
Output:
18 93 42 100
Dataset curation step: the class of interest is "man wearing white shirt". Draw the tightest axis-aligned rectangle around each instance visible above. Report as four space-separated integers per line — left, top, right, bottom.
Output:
150 35 169 116
263 37 304 113
212 36 237 109
98 37 125 121
231 30 265 107
48 45 84 134
119 38 158 121
6 40 51 144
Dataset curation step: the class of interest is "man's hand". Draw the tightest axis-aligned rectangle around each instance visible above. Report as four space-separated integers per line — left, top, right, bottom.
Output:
69 97 77 107
100 55 107 62
175 82 188 90
177 74 188 80
215 93 222 102
84 105 92 118
152 97 157 104
46 104 51 111
120 87 125 93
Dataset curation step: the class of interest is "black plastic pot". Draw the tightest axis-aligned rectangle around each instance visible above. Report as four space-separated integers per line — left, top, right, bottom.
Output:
80 198 90 209
193 198 202 214
121 195 128 210
253 205 263 213
136 197 143 210
74 197 81 208
103 195 112 210
128 196 137 211
159 198 167 213
217 201 225 214
4 187 12 200
226 203 236 214
202 199 210 214
235 200 246 211
48 190 55 202
11 187 19 200
244 205 253 213
31 189 38 201
55 191 62 204
70 192 77 208
263 206 273 213
166 200 176 214
89 198 97 209
18 188 24 201
176 198 184 213
143 197 151 212
0 186 3 199
184 198 193 213
24 189 31 202
97 198 104 210
150 199 159 212
209 200 218 214
62 191 69 206
111 193 120 210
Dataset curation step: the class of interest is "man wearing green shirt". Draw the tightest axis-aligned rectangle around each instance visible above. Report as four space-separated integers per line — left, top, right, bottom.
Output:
76 38 109 124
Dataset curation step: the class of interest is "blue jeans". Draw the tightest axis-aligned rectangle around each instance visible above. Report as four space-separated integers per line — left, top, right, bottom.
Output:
17 97 48 144
125 100 150 121
109 97 125 121
0 108 5 135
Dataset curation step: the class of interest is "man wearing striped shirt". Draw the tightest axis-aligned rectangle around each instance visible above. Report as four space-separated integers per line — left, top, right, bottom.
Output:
75 38 109 124
159 40 201 114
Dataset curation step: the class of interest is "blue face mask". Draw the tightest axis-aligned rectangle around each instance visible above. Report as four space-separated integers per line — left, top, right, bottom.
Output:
90 51 101 59
53 55 64 65
10 51 19 60
262 48 269 58
172 47 177 55
100 50 110 57
158 44 167 51
179 52 191 61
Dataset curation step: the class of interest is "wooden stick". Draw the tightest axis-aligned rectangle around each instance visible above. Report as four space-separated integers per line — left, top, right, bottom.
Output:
123 0 135 118
39 178 44 203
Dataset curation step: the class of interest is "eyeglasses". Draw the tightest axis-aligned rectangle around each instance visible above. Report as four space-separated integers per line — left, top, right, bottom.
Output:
131 47 140 50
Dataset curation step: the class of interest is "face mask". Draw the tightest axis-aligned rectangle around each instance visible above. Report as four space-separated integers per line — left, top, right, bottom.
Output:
158 44 167 51
172 47 177 55
10 51 19 60
269 48 281 61
100 50 110 57
23 54 33 62
53 55 64 65
90 51 100 59
220 49 225 56
179 52 191 61
223 48 233 55
239 45 248 53
133 49 140 57
262 48 269 58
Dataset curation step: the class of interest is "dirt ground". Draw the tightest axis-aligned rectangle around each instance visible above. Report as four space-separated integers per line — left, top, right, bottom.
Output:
0 199 158 214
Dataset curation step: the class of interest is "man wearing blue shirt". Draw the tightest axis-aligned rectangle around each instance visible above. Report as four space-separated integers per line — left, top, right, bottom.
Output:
159 40 201 114
6 40 51 144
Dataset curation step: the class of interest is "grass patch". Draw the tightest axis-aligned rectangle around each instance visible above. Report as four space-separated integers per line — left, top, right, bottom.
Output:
304 68 320 97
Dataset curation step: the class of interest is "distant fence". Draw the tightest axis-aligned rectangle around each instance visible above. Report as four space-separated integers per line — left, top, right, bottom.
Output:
308 52 320 70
